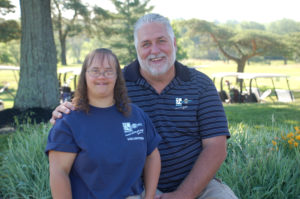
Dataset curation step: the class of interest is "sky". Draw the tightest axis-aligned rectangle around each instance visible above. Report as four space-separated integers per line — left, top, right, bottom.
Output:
3 0 300 23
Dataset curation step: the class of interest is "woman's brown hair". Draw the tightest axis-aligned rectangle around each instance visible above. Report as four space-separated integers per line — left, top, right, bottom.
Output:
72 48 131 116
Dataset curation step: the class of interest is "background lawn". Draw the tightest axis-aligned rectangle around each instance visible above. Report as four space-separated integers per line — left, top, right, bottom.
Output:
1 60 300 109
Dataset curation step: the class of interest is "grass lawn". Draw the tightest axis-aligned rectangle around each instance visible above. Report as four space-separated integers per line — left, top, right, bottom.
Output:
224 102 300 126
1 60 300 108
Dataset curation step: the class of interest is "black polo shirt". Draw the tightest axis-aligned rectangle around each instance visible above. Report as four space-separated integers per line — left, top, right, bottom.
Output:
123 60 230 192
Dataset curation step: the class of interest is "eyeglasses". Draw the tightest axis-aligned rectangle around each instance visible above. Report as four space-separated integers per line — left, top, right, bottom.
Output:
86 69 116 78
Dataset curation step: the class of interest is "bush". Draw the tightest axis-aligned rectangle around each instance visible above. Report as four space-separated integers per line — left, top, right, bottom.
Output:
218 123 300 199
1 122 300 198
0 107 53 128
0 122 51 199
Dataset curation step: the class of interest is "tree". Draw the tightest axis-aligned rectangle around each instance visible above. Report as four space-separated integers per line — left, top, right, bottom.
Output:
239 21 265 31
0 19 20 42
0 0 15 15
52 0 89 65
171 21 187 60
93 0 153 65
68 34 89 64
172 19 221 60
14 0 59 109
267 19 300 35
286 32 300 61
187 19 285 73
0 0 21 43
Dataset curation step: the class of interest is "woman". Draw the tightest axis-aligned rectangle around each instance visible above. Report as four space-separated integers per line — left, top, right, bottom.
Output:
45 48 161 199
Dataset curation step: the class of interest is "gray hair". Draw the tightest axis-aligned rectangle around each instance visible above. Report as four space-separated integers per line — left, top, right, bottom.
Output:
134 13 175 49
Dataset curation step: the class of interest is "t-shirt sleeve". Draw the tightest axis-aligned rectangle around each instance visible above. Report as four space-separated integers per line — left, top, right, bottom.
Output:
143 112 161 155
45 118 80 155
197 79 230 139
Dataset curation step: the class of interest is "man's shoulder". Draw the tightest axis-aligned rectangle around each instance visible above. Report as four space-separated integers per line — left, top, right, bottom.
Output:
123 60 140 82
176 61 212 83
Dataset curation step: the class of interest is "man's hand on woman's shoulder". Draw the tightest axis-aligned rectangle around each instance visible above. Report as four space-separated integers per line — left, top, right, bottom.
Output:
50 101 75 125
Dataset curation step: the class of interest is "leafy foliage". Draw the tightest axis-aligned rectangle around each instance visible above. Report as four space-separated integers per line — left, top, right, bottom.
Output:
0 0 20 43
1 122 300 198
186 19 287 73
0 0 15 15
285 32 300 60
0 123 51 199
0 19 20 42
219 123 300 199
51 0 90 65
92 0 153 65
267 19 300 35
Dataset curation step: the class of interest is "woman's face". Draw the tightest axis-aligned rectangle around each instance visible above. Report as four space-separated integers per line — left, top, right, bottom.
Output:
85 55 117 101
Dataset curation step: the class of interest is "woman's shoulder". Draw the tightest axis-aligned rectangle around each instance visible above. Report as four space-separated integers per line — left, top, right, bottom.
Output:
56 109 85 125
129 103 144 113
129 103 150 119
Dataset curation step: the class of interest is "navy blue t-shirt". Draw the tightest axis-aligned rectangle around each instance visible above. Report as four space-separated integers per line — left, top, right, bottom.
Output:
45 104 161 199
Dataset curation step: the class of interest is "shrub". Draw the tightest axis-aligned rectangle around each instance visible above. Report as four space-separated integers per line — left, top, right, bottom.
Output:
217 123 300 199
1 122 300 198
0 122 51 199
272 126 300 152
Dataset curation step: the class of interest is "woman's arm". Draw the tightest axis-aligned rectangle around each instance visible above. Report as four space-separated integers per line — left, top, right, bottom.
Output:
49 150 77 199
143 148 161 199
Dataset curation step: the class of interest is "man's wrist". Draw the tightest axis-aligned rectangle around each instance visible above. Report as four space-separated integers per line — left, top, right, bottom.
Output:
175 186 197 199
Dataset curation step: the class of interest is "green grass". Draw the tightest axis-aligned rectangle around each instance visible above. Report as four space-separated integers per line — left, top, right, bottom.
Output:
218 123 300 199
224 102 300 126
0 123 51 199
1 60 300 108
0 122 299 198
0 105 299 198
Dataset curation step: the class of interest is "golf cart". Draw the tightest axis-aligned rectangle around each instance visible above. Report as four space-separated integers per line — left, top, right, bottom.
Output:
212 72 295 103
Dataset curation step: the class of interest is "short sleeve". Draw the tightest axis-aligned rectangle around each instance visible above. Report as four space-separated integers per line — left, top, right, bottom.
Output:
143 112 161 155
197 79 230 139
45 118 80 155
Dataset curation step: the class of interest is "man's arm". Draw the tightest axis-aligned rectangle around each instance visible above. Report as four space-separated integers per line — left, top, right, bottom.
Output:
143 148 161 199
159 136 227 199
50 101 75 125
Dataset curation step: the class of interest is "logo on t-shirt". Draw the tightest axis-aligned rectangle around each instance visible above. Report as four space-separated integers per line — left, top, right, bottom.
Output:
175 97 192 109
122 122 144 141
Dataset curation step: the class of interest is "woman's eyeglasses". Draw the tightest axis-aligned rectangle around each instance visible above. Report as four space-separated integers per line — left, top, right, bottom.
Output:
87 69 116 78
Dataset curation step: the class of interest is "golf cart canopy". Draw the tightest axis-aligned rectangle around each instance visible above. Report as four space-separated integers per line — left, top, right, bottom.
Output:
212 72 294 103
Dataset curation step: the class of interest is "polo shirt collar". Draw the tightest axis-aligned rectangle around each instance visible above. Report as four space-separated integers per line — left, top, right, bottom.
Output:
124 59 190 82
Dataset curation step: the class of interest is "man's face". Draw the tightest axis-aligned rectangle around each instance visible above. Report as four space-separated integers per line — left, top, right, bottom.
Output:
136 22 176 76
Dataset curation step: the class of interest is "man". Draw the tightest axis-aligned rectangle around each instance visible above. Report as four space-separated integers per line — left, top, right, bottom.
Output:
51 13 237 199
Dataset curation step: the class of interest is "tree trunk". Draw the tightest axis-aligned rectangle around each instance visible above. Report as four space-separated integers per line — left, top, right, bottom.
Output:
60 37 67 65
236 59 247 83
14 0 59 109
237 60 246 73
284 58 287 65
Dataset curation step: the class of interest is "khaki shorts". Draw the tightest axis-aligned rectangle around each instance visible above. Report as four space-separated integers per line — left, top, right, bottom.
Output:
197 178 238 199
126 195 142 199
156 178 238 199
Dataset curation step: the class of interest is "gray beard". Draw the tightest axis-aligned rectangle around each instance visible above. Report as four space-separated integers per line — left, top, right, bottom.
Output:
137 50 176 77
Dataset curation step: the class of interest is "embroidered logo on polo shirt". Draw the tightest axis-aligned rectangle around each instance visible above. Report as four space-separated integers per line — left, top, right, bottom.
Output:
122 122 144 141
175 97 192 109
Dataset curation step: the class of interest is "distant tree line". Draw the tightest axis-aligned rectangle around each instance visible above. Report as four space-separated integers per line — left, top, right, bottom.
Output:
1 0 300 68
174 18 300 73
